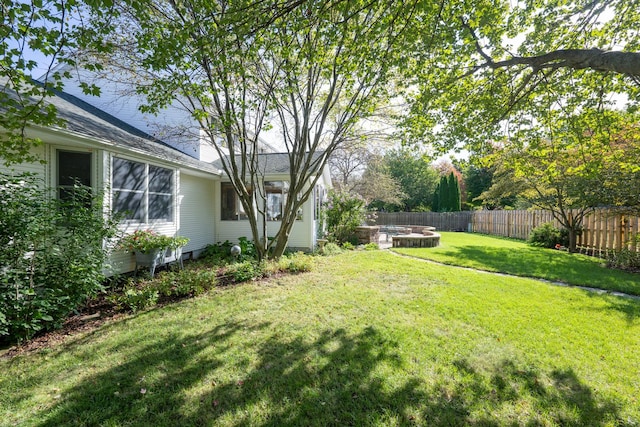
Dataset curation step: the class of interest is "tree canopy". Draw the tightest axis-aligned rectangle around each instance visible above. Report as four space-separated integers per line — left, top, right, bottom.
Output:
400 0 640 156
4 0 640 247
85 0 430 259
479 110 640 251
367 149 438 212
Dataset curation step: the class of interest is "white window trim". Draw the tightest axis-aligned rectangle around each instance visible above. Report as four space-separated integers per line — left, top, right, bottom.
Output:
111 155 176 225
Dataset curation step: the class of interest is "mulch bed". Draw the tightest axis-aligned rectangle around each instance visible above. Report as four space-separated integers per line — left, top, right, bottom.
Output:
0 270 257 359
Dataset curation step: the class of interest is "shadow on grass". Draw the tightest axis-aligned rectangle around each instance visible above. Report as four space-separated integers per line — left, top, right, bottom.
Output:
450 358 623 426
28 322 628 426
586 292 640 324
418 245 640 296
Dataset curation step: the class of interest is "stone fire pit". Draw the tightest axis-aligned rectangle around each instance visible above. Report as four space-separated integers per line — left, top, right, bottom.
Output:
392 228 440 248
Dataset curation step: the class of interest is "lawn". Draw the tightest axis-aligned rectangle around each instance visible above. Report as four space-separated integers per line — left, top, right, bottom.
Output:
393 232 640 296
1 250 639 426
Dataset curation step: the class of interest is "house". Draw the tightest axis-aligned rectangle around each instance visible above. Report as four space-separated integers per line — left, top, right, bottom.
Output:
0 76 331 274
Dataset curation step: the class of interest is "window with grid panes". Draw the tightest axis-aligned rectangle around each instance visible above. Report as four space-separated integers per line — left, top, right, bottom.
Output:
112 157 173 222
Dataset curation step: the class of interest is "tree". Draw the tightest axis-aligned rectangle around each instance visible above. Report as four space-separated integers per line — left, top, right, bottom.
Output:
1 0 113 165
329 140 373 193
324 190 366 245
447 171 461 212
89 0 424 260
432 172 461 212
401 0 640 156
431 187 439 213
479 110 640 252
375 149 438 211
463 162 517 210
436 175 447 212
354 154 405 207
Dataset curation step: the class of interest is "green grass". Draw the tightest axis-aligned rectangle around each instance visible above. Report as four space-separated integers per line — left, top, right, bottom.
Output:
1 250 639 426
393 232 640 296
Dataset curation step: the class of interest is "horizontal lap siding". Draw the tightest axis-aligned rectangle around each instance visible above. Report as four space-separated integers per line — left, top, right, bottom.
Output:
179 172 216 255
271 197 314 250
216 211 314 250
216 221 252 245
215 181 316 251
2 145 47 179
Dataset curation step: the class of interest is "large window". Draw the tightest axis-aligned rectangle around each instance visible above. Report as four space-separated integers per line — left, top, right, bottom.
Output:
57 150 92 202
112 157 174 222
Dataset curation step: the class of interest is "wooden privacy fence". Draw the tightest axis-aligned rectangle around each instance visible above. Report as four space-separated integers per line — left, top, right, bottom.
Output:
472 209 640 254
371 212 472 232
472 209 554 240
371 208 640 254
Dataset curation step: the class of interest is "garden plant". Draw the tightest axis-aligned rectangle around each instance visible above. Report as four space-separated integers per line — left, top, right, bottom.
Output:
0 173 118 343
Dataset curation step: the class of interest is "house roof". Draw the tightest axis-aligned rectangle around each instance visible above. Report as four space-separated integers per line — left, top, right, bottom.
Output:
213 151 327 176
1 80 219 175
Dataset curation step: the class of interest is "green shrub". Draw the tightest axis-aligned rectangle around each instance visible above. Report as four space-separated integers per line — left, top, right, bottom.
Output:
223 261 263 283
260 261 280 277
154 268 218 297
111 285 159 312
0 173 118 343
528 223 565 248
118 230 189 253
321 242 344 256
324 190 366 244
363 243 379 251
201 240 233 260
278 252 314 273
237 236 256 259
606 249 640 271
201 237 257 263
341 242 355 250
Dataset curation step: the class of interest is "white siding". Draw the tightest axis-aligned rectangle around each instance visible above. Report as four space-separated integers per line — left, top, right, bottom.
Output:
265 198 314 250
214 180 316 251
216 221 254 246
2 145 47 178
179 172 216 254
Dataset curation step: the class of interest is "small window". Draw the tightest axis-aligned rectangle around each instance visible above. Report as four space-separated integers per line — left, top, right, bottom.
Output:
265 181 285 221
221 182 249 221
314 186 320 220
58 150 92 202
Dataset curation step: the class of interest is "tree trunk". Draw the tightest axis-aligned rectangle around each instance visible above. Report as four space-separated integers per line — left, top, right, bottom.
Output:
271 226 291 260
567 228 578 253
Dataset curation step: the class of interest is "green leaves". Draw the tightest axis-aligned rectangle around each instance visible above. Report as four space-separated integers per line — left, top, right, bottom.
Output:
92 0 432 259
0 173 119 343
401 0 640 156
1 0 115 165
479 109 640 250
